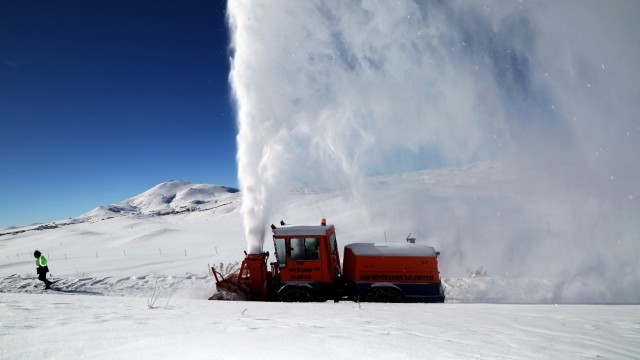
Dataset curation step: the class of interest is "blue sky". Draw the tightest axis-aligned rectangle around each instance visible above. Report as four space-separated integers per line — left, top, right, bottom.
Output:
0 0 235 228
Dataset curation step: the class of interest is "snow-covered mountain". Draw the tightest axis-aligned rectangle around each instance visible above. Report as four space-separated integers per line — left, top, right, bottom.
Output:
82 180 240 218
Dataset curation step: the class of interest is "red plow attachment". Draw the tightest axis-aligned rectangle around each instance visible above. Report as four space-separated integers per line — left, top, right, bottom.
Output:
209 252 273 301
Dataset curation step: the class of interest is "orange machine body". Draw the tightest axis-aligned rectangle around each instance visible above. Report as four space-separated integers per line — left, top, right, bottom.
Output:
342 243 444 302
343 243 441 284
212 222 444 303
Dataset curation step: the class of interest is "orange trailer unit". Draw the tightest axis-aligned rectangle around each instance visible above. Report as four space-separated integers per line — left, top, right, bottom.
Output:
343 243 444 302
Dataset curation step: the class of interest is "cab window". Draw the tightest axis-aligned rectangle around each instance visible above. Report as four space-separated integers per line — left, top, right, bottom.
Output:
329 232 337 253
290 237 319 261
273 237 286 268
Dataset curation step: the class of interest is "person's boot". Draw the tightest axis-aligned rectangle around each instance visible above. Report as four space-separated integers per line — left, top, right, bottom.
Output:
45 280 52 290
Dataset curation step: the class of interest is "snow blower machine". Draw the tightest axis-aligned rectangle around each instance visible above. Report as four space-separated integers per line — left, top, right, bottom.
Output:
210 219 444 303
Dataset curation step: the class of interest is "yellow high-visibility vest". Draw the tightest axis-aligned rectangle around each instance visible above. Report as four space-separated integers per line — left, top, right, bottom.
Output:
36 256 48 267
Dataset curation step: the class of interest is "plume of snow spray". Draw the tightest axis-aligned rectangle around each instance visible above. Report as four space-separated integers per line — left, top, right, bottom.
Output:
228 0 640 302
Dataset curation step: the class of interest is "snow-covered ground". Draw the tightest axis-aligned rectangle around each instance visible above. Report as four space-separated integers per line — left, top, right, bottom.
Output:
2 293 638 360
1 167 638 359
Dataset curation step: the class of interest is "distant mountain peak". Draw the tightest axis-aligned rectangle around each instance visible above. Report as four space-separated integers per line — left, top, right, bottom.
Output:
81 181 240 220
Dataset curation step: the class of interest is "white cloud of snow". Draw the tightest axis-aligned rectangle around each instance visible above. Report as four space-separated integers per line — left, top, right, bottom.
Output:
228 0 640 302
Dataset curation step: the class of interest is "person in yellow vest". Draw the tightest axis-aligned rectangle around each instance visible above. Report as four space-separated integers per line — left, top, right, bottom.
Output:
34 250 52 289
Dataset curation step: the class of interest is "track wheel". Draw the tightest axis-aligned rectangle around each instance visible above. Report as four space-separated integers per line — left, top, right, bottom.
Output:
279 287 315 302
364 287 404 303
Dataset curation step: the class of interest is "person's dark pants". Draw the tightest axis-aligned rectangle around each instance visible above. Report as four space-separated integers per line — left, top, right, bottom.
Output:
37 269 52 288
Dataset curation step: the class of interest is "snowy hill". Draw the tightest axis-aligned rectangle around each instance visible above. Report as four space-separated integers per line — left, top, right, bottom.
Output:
82 180 240 218
1 164 639 359
1 162 637 303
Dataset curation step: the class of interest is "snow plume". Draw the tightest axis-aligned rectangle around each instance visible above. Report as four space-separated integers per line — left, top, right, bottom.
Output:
228 1 640 302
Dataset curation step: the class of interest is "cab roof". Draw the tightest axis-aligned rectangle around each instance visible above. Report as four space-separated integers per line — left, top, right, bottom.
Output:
272 224 335 237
